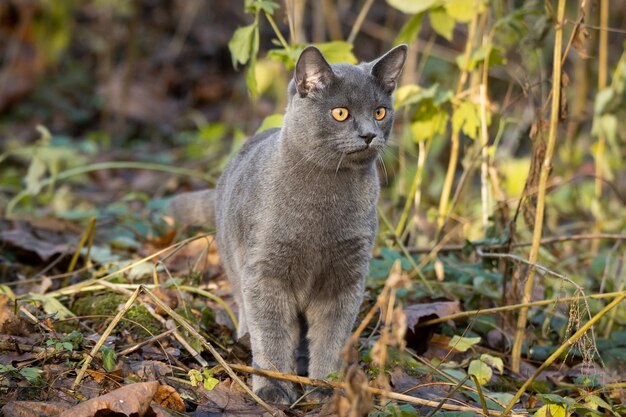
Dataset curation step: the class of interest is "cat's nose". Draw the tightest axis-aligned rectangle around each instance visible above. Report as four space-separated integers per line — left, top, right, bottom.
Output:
360 132 376 145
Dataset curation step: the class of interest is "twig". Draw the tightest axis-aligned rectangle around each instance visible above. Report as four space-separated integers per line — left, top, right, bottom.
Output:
141 286 281 416
73 286 142 389
416 290 626 327
228 364 526 416
347 0 375 44
503 293 626 415
118 328 176 356
511 0 567 373
45 234 213 298
406 233 626 254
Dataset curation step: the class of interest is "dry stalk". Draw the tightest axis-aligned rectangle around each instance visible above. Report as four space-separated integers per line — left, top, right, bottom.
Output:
437 0 480 233
228 364 526 417
417 290 626 328
503 293 626 415
72 286 141 389
141 286 280 416
592 0 609 255
510 0 567 373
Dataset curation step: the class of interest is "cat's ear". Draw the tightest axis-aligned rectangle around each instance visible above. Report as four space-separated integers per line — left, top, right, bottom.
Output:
294 46 335 97
371 44 408 93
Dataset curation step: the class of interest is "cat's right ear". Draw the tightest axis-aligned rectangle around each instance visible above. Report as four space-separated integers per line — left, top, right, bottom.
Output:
294 46 334 97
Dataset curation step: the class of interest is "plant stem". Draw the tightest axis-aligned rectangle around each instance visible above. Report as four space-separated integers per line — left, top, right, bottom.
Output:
503 293 626 416
264 11 289 50
436 0 479 234
347 0 375 44
592 0 608 254
417 290 626 327
510 0 567 373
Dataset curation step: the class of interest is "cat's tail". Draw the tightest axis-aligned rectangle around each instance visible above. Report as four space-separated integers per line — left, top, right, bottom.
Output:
168 189 217 227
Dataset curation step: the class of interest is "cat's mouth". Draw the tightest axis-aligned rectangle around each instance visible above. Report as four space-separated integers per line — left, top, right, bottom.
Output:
345 146 369 155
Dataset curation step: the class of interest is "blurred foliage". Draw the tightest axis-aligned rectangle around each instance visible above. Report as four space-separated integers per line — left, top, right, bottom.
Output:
0 0 625 415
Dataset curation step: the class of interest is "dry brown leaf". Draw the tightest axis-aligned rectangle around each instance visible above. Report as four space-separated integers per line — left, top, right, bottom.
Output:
58 381 159 417
150 288 179 316
0 294 30 336
404 300 461 354
131 360 174 380
0 226 71 261
1 401 69 417
154 384 185 412
195 379 286 417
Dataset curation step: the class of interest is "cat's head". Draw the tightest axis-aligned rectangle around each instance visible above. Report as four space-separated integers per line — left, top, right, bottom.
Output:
282 44 407 170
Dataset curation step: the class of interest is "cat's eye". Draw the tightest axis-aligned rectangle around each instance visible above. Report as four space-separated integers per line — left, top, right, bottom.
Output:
374 107 386 121
331 107 350 122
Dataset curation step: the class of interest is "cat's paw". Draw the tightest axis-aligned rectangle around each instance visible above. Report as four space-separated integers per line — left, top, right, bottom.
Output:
256 384 295 404
304 387 334 403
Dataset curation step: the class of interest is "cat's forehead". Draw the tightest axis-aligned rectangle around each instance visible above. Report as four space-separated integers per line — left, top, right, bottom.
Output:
328 63 388 103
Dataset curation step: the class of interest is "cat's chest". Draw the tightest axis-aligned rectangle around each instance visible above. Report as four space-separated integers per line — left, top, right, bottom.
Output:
263 175 378 245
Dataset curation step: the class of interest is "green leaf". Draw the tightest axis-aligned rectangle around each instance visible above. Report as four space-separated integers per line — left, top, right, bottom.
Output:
468 359 492 385
245 0 280 14
429 7 456 41
394 13 424 45
538 394 575 406
203 376 220 391
0 364 16 373
456 46 507 71
452 101 481 139
188 369 202 387
29 294 75 319
61 342 73 351
256 114 283 134
448 335 480 352
480 354 504 374
410 108 448 142
534 404 566 417
387 0 441 15
584 394 613 412
315 41 357 64
445 0 477 22
228 23 258 68
101 346 117 372
19 367 43 383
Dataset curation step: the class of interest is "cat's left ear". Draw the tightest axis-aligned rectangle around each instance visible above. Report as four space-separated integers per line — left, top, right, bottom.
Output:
295 46 335 97
371 44 408 93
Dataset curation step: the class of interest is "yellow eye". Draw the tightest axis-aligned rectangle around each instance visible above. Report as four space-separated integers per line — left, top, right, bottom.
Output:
374 107 386 121
331 107 349 122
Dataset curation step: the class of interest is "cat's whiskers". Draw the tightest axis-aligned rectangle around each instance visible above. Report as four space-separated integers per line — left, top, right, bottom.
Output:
288 143 327 174
335 152 346 177
376 151 389 185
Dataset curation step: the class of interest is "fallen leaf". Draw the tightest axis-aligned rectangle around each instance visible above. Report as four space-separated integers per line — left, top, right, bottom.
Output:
1 401 69 417
0 294 31 336
131 360 174 380
0 226 71 261
404 300 461 354
154 384 185 412
58 381 160 417
195 379 286 417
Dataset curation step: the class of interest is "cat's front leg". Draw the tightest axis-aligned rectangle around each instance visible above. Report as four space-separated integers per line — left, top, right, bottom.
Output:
305 272 365 382
242 270 300 403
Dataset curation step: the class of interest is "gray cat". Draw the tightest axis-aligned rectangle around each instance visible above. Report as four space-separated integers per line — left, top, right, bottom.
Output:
170 44 407 403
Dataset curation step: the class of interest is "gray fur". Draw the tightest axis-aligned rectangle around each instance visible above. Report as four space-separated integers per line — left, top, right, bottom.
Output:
170 45 407 403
